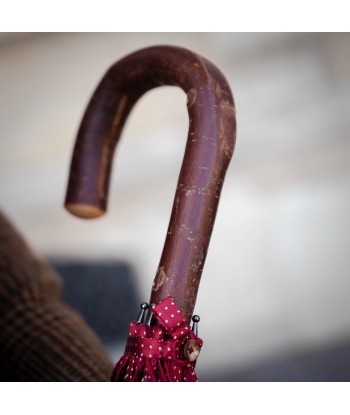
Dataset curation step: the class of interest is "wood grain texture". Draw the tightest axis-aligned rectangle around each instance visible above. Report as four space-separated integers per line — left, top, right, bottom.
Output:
65 46 236 322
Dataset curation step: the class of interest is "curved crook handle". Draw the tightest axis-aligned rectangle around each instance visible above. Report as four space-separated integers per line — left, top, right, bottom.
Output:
65 46 236 322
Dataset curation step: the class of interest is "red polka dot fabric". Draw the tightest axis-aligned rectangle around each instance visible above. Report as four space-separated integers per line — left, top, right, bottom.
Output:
111 296 203 382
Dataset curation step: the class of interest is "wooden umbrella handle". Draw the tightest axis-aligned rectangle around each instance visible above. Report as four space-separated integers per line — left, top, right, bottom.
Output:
65 46 236 322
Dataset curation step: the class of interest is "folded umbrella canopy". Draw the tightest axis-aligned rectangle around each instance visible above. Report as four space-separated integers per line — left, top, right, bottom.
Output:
111 297 202 382
64 45 236 381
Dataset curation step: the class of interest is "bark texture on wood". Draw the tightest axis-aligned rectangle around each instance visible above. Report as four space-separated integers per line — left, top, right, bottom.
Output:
65 46 236 322
0 211 113 381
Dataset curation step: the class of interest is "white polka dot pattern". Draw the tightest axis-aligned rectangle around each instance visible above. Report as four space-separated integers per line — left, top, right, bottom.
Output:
110 296 202 382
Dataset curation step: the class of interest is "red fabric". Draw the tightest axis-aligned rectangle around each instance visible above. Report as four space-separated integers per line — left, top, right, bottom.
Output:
111 296 203 382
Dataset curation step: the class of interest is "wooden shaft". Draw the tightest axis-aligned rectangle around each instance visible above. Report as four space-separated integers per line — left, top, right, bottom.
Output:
65 46 236 322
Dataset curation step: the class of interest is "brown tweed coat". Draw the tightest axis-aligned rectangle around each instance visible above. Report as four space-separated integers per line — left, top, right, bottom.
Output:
0 211 113 381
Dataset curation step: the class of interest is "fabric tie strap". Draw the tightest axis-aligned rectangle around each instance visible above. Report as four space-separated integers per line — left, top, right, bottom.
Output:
110 296 203 382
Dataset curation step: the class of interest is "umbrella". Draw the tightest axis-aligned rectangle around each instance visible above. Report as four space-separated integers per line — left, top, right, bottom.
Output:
64 45 236 381
111 297 202 382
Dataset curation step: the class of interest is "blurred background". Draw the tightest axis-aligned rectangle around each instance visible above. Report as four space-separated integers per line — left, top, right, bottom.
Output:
0 33 350 381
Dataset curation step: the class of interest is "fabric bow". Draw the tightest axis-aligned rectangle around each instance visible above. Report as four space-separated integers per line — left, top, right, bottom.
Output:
111 296 203 382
